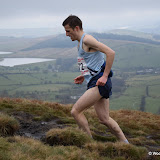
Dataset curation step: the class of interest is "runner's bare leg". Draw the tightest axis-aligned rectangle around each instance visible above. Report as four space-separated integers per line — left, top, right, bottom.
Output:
94 98 127 142
71 86 102 137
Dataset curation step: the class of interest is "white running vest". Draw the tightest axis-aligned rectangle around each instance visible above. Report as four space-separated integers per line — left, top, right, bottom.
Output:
77 33 105 83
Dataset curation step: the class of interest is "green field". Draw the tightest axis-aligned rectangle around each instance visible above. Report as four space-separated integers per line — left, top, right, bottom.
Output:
0 68 82 103
110 74 160 114
0 60 160 114
0 32 160 114
101 39 160 70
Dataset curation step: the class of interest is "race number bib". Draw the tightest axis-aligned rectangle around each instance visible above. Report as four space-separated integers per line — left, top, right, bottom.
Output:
77 57 90 76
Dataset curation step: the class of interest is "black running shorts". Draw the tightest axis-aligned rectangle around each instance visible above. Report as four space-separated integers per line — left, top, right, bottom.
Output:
87 68 112 99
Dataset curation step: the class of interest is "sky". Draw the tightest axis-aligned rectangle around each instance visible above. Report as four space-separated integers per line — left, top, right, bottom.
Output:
0 0 160 32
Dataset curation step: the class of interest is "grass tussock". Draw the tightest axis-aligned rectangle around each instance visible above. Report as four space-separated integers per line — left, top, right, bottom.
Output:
46 127 92 147
109 109 160 136
0 137 11 160
0 112 19 136
1 97 159 139
0 136 101 160
0 98 160 159
129 136 158 146
0 136 151 160
0 98 72 121
85 141 148 160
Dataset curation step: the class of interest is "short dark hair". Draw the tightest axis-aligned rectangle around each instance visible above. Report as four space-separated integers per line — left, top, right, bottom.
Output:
62 15 83 30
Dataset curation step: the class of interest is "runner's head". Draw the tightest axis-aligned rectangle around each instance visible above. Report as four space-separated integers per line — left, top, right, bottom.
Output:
63 15 83 41
62 15 83 30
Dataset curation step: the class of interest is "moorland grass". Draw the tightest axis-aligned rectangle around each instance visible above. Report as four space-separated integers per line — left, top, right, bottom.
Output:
46 127 92 147
85 141 148 160
0 98 160 160
0 112 19 136
0 98 72 121
0 136 150 160
0 136 101 160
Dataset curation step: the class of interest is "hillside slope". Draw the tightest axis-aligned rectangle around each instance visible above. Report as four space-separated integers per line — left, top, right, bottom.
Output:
0 98 160 160
22 33 160 51
1 32 160 70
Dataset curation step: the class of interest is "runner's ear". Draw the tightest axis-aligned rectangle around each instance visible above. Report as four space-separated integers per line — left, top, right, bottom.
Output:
75 26 80 31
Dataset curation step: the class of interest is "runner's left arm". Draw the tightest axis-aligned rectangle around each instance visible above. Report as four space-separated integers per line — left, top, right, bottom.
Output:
83 35 115 86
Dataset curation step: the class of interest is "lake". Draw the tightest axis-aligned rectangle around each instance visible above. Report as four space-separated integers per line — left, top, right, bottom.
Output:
0 51 13 54
0 58 55 67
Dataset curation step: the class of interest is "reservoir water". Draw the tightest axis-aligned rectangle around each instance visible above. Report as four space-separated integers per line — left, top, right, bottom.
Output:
0 58 55 67
0 51 13 54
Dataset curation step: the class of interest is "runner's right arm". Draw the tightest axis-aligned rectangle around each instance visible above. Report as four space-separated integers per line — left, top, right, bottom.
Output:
74 75 84 84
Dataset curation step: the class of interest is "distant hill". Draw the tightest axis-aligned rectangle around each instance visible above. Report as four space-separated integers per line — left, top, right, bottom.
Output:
21 34 77 51
0 36 47 52
22 32 160 52
138 23 160 35
1 31 160 70
107 29 154 39
0 28 61 37
92 33 160 45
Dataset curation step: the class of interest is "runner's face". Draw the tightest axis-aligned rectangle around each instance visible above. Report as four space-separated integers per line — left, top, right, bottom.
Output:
64 25 77 41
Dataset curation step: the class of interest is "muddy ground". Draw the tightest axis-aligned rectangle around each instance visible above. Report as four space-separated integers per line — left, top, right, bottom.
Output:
11 111 160 152
12 111 67 141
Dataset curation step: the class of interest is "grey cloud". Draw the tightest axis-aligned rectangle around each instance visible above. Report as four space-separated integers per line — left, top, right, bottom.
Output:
1 0 160 17
0 0 160 28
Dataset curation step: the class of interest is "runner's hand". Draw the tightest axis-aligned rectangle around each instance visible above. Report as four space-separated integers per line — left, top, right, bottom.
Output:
96 76 107 86
74 75 84 84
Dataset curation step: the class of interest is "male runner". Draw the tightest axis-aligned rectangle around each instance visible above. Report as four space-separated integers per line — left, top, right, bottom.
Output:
62 15 129 143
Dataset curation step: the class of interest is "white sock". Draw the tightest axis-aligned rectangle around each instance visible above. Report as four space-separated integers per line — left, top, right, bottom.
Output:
124 139 129 144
